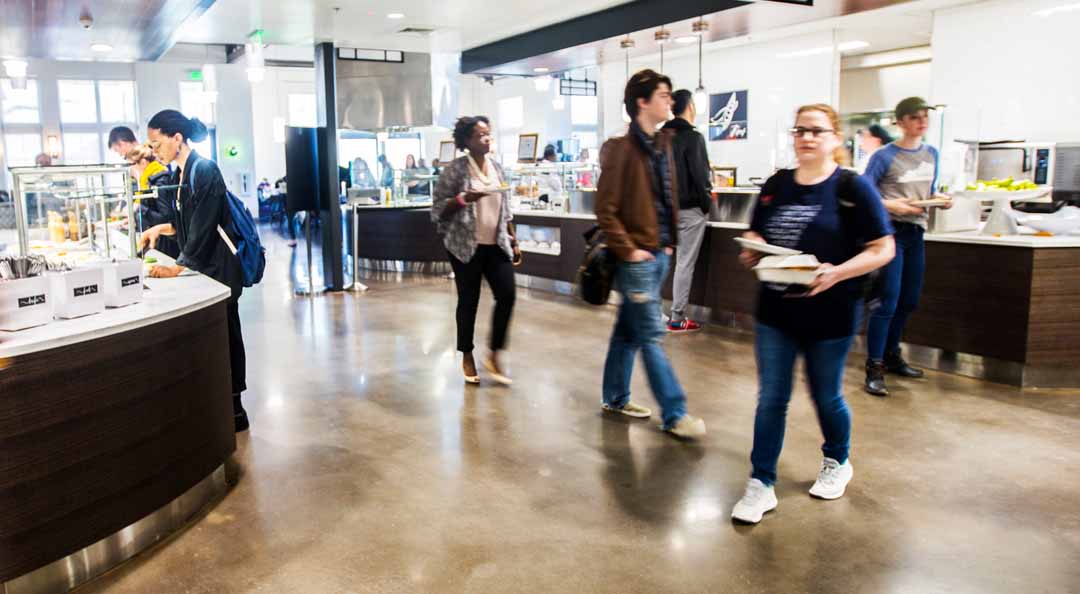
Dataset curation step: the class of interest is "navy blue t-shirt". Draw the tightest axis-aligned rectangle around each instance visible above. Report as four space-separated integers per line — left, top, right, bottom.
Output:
750 168 893 340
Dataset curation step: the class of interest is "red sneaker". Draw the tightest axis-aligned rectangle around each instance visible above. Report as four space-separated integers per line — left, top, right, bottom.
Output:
668 319 703 333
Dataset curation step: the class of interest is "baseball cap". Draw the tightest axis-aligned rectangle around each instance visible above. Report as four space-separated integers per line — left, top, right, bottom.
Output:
895 97 934 120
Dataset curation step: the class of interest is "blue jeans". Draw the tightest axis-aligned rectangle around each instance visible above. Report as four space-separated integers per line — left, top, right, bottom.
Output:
602 251 688 428
867 223 925 360
751 323 854 486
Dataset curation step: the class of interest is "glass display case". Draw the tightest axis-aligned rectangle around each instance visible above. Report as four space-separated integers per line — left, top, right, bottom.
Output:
515 223 561 256
5 165 136 262
506 162 599 214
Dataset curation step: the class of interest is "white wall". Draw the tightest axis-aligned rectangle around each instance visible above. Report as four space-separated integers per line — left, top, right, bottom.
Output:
932 0 1080 143
135 60 256 209
840 61 931 114
599 31 839 182
248 66 315 186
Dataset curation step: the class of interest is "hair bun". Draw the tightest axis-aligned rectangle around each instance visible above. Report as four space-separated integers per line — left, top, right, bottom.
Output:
187 117 210 143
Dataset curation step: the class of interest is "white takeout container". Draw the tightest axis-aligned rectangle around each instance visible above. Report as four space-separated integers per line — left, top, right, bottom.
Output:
48 267 106 319
0 276 52 331
754 255 822 286
93 259 144 307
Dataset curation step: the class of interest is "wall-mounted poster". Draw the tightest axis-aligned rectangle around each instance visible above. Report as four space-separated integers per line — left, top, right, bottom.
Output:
438 141 456 164
517 133 539 163
709 90 749 141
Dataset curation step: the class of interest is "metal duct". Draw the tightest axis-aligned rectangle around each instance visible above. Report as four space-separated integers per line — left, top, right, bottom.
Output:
336 51 460 131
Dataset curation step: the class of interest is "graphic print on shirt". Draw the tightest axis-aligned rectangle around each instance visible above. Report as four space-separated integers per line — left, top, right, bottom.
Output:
896 160 936 184
762 203 821 291
763 204 822 249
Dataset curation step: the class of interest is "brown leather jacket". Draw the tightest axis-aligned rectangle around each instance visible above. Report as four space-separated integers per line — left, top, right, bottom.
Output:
594 129 679 261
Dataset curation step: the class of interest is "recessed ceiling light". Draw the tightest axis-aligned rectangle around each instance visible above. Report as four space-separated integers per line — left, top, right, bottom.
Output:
675 36 697 45
533 67 549 73
387 13 405 19
91 43 113 53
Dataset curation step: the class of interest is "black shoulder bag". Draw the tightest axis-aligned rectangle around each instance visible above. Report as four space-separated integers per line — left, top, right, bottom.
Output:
836 169 886 313
576 225 616 306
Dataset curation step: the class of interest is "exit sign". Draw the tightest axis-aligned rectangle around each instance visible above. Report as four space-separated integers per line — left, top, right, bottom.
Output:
188 70 203 82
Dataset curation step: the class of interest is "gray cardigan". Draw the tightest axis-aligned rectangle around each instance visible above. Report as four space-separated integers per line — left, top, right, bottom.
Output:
430 155 514 263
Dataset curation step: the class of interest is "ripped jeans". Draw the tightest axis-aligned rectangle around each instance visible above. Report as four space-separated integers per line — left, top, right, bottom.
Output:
602 250 688 428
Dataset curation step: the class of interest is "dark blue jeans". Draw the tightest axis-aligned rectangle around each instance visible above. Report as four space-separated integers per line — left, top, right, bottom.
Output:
867 223 925 360
602 251 688 428
751 323 854 486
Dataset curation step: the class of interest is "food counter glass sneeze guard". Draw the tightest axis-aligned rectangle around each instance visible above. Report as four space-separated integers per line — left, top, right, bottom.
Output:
7 164 138 260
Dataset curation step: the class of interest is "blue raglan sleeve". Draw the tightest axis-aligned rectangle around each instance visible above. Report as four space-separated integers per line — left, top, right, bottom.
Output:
850 174 894 242
862 146 893 189
929 145 941 194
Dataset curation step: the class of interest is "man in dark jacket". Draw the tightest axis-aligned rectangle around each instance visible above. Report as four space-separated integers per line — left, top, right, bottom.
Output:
662 89 712 332
594 70 706 439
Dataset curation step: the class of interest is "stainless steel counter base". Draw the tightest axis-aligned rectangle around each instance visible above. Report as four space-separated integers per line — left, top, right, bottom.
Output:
356 258 452 275
2 465 228 594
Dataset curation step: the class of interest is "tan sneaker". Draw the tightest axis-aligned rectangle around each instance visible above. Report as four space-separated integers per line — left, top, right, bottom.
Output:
602 402 652 418
665 415 706 438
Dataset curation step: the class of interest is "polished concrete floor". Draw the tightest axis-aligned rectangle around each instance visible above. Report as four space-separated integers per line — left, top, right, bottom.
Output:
80 231 1080 594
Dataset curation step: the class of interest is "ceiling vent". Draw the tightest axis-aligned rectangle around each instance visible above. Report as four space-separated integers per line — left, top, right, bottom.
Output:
398 27 436 35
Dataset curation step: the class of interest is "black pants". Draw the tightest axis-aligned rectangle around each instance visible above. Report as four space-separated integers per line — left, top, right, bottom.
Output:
227 290 247 395
449 245 516 353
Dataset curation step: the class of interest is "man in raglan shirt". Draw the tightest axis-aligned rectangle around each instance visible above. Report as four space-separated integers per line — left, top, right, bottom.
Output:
862 97 952 397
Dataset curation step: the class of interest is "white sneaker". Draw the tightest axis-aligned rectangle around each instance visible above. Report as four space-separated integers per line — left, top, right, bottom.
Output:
731 479 778 524
808 458 854 500
602 402 652 418
664 415 706 438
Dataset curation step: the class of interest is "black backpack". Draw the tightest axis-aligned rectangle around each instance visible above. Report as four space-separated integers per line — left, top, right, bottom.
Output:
576 225 615 306
836 168 885 311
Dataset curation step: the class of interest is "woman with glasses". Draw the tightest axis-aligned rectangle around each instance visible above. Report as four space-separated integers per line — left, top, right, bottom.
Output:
138 109 251 433
731 104 895 524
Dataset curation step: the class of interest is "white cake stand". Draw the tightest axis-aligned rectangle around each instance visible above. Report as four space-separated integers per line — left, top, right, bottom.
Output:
951 189 1052 235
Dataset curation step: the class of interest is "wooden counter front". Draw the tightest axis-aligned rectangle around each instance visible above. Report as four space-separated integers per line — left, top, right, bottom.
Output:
0 303 236 582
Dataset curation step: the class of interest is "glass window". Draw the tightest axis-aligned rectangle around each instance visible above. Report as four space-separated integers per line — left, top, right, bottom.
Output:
58 80 99 124
287 93 317 127
63 132 102 165
179 81 214 124
1 79 40 124
571 95 598 126
101 132 127 163
99 81 137 123
571 131 598 151
498 96 524 129
2 133 42 167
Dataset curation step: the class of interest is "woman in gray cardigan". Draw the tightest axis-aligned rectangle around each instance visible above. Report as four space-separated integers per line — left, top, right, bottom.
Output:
432 116 521 385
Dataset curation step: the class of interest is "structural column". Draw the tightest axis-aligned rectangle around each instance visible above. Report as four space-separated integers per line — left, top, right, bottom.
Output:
314 41 345 291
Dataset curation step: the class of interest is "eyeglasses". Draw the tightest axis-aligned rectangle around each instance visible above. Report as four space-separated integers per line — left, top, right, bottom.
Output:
789 127 835 138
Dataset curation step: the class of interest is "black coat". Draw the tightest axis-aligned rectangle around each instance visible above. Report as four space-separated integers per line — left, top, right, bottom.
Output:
172 150 244 293
662 118 712 213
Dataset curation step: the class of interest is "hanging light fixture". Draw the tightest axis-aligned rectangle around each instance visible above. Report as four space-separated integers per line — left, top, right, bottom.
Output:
552 76 565 111
246 30 265 83
692 17 710 125
3 59 28 90
655 27 671 71
621 35 635 123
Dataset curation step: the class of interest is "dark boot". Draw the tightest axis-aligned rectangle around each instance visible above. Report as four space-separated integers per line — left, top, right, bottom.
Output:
233 393 250 432
885 349 924 378
865 359 889 397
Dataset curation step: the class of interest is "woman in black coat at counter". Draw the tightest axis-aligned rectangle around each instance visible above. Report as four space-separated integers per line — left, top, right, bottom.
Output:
138 109 250 432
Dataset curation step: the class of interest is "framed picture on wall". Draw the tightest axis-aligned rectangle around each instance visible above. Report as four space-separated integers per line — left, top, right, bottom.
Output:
438 141 456 164
517 133 539 163
708 90 749 141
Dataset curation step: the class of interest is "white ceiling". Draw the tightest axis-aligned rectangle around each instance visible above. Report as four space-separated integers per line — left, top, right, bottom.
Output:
174 0 636 53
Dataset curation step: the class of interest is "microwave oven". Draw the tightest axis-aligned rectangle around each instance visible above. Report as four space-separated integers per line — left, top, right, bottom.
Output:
962 141 1080 204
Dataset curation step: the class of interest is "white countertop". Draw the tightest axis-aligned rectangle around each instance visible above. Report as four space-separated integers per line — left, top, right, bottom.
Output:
713 187 761 195
0 251 231 359
512 210 597 221
924 228 1080 248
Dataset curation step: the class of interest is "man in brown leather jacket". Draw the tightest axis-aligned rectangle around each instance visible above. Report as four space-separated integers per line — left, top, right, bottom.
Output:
594 69 707 439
